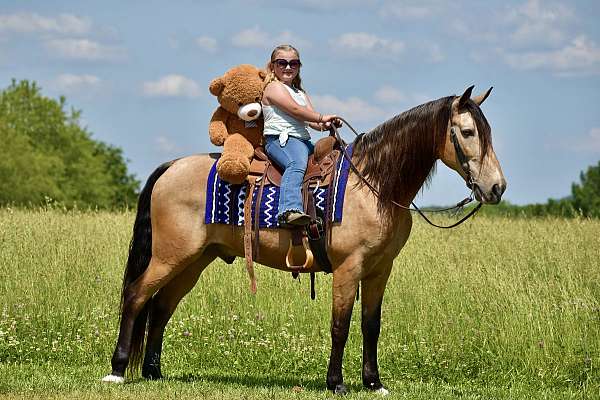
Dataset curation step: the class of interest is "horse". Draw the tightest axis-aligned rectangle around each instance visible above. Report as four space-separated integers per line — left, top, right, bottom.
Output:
102 86 506 394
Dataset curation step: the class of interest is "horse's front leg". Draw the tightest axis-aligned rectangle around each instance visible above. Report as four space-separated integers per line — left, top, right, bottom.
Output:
361 261 392 394
326 259 360 394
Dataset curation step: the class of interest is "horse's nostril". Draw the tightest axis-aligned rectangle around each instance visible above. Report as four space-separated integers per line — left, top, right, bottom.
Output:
492 183 505 198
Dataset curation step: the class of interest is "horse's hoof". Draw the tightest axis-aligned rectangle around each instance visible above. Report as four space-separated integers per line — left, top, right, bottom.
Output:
365 381 389 395
101 374 124 384
142 367 163 380
333 383 348 395
375 387 390 396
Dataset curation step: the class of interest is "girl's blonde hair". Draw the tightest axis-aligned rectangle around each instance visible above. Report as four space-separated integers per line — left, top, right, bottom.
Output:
263 44 304 91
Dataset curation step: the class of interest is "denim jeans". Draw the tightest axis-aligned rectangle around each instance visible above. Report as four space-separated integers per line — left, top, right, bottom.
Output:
264 135 314 216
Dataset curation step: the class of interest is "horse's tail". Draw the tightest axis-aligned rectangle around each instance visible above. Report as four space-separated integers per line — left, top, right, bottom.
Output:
120 160 175 376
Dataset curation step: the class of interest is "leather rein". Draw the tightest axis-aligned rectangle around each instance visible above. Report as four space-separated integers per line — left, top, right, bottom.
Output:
330 117 482 229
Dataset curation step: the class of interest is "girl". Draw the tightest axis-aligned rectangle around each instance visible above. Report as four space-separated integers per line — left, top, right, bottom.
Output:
262 44 340 227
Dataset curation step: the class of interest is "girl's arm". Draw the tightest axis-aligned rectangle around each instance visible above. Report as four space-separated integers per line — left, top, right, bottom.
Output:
263 82 336 124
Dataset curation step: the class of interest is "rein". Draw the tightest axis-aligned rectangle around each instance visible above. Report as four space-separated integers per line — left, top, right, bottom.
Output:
330 117 482 229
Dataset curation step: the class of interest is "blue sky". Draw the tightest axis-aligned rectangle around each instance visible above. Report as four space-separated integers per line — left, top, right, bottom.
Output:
1 0 599 205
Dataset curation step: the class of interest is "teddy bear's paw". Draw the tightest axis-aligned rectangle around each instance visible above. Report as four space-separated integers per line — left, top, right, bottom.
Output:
217 158 250 185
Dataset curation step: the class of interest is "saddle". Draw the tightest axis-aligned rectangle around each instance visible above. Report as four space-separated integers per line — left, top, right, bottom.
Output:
241 135 342 297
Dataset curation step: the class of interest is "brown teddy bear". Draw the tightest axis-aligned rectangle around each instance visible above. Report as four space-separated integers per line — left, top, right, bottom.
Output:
209 64 266 184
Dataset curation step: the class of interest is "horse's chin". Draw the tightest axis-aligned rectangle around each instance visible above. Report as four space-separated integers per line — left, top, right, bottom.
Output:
473 185 502 205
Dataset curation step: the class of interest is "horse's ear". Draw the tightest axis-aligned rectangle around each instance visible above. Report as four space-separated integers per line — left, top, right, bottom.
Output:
458 85 475 109
473 87 493 106
209 77 224 96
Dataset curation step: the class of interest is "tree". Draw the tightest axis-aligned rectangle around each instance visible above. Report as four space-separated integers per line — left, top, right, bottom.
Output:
571 160 600 218
0 80 139 208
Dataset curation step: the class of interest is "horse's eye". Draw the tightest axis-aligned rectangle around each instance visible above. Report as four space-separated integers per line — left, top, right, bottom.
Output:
461 129 474 138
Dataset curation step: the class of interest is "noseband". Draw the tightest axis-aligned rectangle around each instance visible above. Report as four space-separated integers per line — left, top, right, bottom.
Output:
450 125 476 189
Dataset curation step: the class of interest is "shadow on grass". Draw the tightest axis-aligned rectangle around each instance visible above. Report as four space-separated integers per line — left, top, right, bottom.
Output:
158 372 363 393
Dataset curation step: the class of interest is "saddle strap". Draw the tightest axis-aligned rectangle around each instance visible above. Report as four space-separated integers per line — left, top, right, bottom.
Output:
244 181 257 294
253 165 269 260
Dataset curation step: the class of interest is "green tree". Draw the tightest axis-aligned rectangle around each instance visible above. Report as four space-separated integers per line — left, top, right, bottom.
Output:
0 80 139 208
571 160 600 218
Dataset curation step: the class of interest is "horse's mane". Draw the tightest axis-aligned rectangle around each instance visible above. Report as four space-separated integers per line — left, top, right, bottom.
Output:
352 96 491 219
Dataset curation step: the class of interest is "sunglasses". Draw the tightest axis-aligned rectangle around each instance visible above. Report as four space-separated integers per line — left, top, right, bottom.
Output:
272 59 302 69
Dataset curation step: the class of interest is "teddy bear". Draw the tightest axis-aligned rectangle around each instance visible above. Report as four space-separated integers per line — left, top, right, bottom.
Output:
208 64 266 184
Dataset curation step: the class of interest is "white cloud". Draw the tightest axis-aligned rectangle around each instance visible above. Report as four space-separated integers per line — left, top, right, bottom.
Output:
423 42 444 63
54 74 100 93
45 38 125 61
373 86 430 107
260 0 373 11
570 128 600 153
311 94 389 123
504 0 575 47
195 35 217 52
231 26 311 49
155 135 183 154
379 3 436 19
332 32 404 60
551 127 600 153
142 75 201 98
0 12 91 35
232 26 270 48
275 30 312 49
374 86 406 103
503 36 600 75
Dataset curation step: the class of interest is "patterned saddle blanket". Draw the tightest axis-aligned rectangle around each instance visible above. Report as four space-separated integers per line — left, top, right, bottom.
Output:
205 144 353 228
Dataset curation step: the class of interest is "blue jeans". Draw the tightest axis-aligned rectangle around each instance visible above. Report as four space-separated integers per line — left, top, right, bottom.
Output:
264 135 314 216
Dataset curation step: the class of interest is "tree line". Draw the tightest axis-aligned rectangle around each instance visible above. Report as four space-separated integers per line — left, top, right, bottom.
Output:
0 80 139 209
0 79 598 216
478 161 600 218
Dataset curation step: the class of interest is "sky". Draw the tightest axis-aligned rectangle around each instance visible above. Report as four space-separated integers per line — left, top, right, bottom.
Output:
1 0 599 206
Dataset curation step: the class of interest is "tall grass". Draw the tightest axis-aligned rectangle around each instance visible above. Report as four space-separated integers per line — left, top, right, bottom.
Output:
0 208 598 399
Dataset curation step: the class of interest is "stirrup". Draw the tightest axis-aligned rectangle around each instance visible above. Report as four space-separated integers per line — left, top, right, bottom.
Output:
285 235 314 270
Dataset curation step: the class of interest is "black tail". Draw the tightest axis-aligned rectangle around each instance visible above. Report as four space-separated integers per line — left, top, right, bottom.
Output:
120 160 174 376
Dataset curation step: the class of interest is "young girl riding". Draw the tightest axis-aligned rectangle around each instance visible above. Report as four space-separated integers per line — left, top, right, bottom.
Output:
261 44 340 227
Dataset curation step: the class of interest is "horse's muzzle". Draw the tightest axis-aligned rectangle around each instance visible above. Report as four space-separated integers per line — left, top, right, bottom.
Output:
473 182 506 204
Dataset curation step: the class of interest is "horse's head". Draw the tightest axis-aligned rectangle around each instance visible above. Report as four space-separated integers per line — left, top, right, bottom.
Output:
439 86 507 204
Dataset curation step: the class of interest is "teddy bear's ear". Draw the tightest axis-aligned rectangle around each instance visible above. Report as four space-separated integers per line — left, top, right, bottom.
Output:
209 77 224 96
258 69 267 80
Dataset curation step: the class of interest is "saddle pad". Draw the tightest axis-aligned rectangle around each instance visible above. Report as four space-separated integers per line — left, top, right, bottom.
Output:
205 144 353 228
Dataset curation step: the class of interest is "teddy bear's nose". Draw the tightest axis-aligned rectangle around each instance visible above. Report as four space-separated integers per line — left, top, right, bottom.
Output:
247 110 258 117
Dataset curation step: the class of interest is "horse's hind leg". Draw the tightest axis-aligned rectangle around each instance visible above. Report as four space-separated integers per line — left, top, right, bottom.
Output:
360 260 392 394
142 253 215 379
105 256 194 381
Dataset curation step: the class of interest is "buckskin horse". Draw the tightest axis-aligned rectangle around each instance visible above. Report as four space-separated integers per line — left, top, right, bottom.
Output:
102 86 506 394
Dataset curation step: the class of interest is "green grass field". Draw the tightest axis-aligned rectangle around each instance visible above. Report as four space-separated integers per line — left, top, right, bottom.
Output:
0 208 598 399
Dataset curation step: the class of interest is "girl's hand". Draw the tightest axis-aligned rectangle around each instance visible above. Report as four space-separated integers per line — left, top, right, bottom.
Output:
320 115 342 129
320 114 338 123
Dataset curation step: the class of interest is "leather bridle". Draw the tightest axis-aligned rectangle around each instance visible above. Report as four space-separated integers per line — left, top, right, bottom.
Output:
330 117 482 229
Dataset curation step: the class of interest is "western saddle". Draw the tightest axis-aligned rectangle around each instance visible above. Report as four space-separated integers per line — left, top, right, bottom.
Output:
242 135 342 297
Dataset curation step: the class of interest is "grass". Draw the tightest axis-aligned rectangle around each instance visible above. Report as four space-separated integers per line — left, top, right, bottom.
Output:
0 207 598 399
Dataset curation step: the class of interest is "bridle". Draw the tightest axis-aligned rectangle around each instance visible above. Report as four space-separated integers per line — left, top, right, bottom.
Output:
330 117 482 229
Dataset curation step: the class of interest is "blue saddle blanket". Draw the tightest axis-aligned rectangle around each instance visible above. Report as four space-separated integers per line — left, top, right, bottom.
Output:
205 145 353 228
